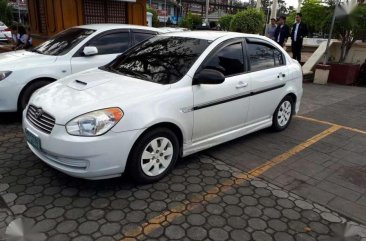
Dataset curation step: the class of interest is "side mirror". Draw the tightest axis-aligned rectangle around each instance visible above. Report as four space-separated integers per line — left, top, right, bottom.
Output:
193 68 225 85
83 46 98 56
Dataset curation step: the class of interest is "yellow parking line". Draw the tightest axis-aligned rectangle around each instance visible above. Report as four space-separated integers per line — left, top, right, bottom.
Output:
296 115 366 135
120 125 341 240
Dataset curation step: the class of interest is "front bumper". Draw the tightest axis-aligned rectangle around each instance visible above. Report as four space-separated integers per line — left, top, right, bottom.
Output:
23 112 144 180
0 75 21 112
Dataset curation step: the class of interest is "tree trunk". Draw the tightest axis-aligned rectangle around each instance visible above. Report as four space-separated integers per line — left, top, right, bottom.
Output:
339 35 347 63
339 30 357 63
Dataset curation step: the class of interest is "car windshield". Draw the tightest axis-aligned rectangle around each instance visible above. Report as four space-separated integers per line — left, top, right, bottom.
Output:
103 36 210 84
30 28 95 56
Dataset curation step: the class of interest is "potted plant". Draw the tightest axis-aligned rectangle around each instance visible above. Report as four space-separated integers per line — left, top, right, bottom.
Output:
327 4 366 85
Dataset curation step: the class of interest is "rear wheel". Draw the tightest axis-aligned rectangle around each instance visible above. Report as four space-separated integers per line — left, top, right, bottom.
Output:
272 96 294 131
127 128 179 183
19 80 52 111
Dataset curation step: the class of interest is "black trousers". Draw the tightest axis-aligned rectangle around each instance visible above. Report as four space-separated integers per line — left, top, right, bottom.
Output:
291 40 303 62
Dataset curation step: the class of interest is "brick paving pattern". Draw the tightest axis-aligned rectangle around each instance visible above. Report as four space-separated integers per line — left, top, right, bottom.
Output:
0 84 365 240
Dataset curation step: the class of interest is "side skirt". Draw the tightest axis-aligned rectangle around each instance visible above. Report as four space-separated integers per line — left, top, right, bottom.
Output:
182 118 272 157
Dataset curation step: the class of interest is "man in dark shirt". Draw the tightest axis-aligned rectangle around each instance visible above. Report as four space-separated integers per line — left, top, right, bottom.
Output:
290 13 308 62
274 16 290 48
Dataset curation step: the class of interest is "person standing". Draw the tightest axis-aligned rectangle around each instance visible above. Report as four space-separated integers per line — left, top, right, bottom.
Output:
290 13 308 63
274 16 290 48
266 18 277 41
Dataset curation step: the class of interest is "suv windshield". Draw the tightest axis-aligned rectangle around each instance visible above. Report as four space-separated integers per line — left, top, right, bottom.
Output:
104 36 210 84
30 28 95 56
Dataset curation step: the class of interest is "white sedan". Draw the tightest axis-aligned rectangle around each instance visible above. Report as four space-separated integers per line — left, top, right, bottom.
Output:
23 31 303 183
0 24 166 112
0 21 11 41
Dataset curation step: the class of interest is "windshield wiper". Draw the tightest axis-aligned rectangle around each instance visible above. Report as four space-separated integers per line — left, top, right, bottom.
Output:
101 66 147 80
118 68 147 80
29 48 43 54
99 65 119 74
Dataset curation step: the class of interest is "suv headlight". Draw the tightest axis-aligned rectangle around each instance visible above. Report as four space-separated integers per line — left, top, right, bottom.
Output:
66 108 123 136
0 71 12 81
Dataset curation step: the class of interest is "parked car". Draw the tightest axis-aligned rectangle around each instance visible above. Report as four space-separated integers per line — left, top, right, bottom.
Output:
0 21 11 41
23 31 303 183
0 24 167 112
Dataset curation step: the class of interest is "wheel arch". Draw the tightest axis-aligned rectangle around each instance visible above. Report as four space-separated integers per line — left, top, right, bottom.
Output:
128 122 184 162
17 77 56 111
285 92 297 114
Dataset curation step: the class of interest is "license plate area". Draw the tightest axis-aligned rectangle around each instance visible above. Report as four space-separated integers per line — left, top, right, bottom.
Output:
25 129 41 150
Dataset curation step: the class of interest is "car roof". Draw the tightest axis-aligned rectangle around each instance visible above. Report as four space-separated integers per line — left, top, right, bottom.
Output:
75 24 165 33
161 31 260 41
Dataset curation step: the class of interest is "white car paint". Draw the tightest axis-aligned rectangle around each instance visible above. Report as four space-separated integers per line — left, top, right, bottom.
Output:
23 31 303 180
0 24 167 112
0 21 11 41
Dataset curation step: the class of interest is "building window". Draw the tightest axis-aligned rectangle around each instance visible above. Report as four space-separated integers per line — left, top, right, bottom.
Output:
84 0 127 24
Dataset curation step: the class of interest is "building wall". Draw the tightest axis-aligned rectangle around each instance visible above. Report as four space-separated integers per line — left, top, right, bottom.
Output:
28 0 146 45
329 41 366 64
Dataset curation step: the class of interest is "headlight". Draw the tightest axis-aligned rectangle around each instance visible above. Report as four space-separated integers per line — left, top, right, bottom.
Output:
66 108 123 136
0 71 12 81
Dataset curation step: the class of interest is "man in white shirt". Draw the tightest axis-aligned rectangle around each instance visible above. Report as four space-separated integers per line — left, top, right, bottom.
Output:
290 13 308 63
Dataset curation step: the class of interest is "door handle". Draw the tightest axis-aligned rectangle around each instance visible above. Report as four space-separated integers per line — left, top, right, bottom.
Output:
236 82 248 89
277 73 286 78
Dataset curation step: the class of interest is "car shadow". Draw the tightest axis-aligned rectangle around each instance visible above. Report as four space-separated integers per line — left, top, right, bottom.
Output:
0 112 22 125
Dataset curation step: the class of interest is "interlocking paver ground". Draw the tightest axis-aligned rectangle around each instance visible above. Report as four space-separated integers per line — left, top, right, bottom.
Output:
0 83 366 241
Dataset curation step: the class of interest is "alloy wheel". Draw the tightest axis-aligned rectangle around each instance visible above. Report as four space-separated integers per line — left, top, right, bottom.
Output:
277 100 292 127
140 137 174 177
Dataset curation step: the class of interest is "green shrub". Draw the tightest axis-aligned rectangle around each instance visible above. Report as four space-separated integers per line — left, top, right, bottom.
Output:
230 8 265 34
0 0 13 26
218 14 234 31
147 6 160 27
179 12 202 29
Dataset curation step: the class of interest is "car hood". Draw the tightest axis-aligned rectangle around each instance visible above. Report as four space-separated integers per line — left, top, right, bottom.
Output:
0 50 57 70
29 68 170 125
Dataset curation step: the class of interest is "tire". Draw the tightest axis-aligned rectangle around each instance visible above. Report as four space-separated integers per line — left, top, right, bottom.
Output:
272 96 294 131
19 80 52 111
127 128 179 183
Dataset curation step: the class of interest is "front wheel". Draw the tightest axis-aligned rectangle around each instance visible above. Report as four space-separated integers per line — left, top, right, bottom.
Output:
272 96 294 131
127 128 179 183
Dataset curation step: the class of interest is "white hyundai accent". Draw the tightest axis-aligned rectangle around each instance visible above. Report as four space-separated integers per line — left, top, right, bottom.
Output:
0 24 166 112
23 31 303 183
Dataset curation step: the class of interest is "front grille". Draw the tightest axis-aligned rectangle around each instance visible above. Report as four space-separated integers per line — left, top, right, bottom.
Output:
27 105 55 134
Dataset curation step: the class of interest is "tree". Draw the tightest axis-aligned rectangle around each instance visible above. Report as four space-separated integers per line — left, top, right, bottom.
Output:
277 0 288 16
179 12 202 29
287 9 296 25
299 0 332 36
219 14 234 31
0 0 13 26
147 6 160 27
333 4 366 63
230 8 265 33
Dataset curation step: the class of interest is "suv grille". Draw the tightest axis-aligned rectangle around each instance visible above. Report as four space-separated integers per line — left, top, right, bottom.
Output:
27 105 56 134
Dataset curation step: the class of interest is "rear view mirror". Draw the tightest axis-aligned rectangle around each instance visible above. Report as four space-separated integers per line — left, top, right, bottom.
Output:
83 46 98 56
193 68 225 85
